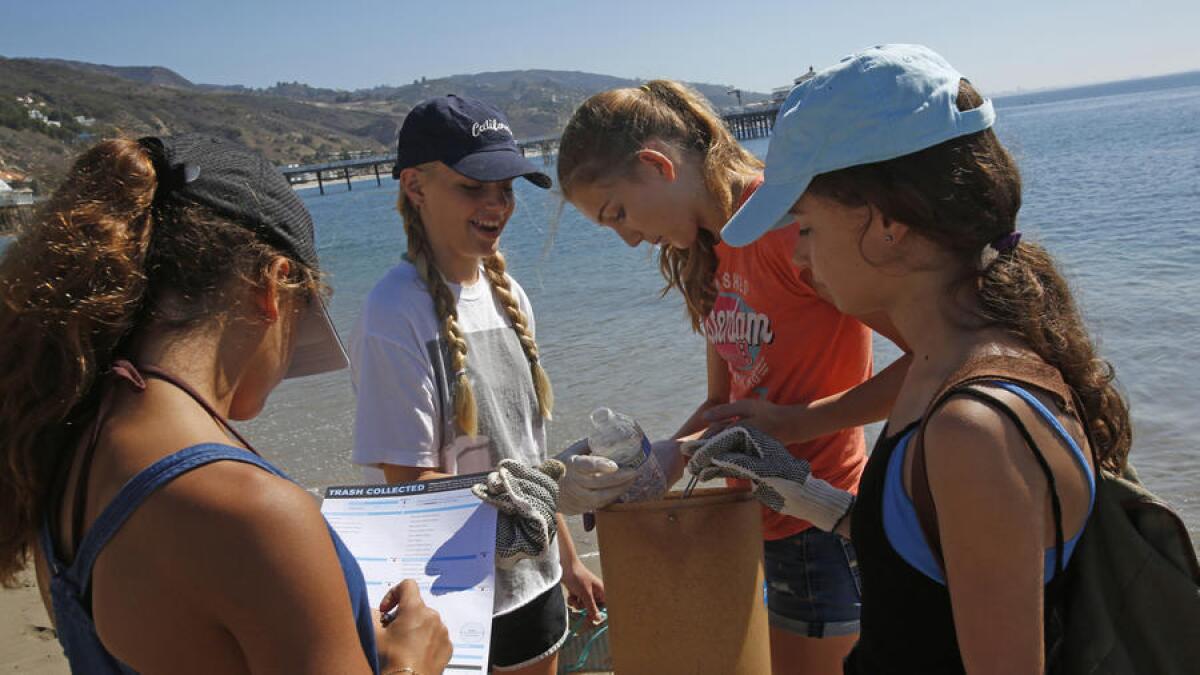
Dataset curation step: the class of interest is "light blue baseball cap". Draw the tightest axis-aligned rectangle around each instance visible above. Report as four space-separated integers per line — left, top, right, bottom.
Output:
721 44 996 248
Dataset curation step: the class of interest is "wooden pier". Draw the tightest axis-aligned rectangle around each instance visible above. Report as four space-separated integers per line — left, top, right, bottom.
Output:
722 105 781 140
0 203 37 235
279 155 392 195
281 136 563 195
517 134 560 165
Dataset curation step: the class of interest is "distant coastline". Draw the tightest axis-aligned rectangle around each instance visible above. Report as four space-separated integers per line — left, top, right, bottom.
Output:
993 69 1200 109
6 56 1197 200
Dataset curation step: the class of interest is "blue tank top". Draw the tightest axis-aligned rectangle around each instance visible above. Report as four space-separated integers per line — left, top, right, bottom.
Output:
37 444 380 674
882 381 1096 584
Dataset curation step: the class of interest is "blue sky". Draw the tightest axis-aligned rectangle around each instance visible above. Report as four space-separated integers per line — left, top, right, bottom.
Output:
4 0 1197 96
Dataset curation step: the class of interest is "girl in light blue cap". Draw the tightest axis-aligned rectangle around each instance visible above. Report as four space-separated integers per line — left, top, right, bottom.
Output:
690 44 1119 673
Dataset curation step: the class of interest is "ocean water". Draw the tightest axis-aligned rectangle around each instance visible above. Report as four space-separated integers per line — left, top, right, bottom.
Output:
990 83 1200 537
3 78 1196 542
242 79 1200 542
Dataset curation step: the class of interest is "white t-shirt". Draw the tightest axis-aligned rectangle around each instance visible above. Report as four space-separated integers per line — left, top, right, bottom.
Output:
350 260 559 615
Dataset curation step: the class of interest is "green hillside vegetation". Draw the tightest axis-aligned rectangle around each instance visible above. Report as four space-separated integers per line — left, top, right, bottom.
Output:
0 58 396 192
1 57 771 194
278 69 769 141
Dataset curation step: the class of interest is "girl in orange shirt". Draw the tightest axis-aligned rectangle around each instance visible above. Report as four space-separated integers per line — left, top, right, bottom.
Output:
557 80 910 674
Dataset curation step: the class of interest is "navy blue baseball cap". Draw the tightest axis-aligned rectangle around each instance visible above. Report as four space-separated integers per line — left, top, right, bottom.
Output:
392 95 552 188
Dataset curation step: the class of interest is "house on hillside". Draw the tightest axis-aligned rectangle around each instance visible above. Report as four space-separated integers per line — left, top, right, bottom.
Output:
0 179 35 206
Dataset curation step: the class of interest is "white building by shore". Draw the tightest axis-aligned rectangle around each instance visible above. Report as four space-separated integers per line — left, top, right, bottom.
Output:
0 179 35 207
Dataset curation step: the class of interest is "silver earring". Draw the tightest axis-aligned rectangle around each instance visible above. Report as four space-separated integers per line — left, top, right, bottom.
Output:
884 234 894 243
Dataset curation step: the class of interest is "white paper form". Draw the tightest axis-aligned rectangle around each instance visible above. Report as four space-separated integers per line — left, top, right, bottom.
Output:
321 474 496 673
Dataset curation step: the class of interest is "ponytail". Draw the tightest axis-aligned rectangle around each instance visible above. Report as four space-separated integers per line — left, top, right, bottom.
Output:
558 80 762 331
0 139 157 586
978 244 1131 470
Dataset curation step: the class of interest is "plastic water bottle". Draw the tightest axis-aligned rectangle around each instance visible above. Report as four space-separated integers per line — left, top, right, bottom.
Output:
587 407 651 468
587 407 665 502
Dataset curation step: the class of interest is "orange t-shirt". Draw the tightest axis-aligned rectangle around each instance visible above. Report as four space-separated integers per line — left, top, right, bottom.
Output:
704 176 872 540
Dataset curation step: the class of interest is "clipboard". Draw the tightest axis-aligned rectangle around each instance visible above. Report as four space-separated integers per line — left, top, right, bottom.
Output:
322 473 497 673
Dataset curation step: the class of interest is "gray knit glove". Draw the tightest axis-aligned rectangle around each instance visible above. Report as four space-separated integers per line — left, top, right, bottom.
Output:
472 459 566 568
686 425 854 531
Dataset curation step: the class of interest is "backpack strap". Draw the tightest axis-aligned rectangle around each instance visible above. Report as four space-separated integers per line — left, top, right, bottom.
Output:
911 386 1066 579
909 353 1075 578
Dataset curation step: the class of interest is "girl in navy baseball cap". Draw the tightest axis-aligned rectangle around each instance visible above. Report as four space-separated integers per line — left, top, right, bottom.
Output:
352 95 598 673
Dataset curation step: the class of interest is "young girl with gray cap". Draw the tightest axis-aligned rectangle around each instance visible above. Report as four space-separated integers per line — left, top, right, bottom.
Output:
0 134 453 674
351 95 599 674
689 44 1114 673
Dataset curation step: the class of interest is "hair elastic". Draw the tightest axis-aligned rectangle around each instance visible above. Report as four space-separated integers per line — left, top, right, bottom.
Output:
137 137 200 194
991 231 1022 253
979 230 1022 270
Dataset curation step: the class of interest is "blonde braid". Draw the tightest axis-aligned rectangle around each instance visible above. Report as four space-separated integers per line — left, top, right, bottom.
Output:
482 253 554 421
398 191 478 436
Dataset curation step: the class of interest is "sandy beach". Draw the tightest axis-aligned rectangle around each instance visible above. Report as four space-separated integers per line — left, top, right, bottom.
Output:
0 570 67 674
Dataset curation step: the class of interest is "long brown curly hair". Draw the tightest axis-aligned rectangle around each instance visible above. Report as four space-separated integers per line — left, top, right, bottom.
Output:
557 80 763 332
0 138 320 587
807 81 1131 472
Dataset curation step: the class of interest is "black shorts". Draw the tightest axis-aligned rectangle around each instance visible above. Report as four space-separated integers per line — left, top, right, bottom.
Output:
489 583 569 671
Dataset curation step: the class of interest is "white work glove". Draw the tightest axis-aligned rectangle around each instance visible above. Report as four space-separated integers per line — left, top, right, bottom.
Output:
553 438 638 517
472 459 566 568
686 425 854 532
555 438 681 531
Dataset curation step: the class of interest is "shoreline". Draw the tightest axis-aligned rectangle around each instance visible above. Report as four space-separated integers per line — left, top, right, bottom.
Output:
289 171 394 192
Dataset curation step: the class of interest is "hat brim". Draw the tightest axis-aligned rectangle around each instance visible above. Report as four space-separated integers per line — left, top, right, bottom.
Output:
285 296 349 379
720 177 811 248
447 148 552 189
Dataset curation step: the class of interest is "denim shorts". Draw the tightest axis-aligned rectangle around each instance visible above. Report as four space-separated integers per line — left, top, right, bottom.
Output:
763 528 863 637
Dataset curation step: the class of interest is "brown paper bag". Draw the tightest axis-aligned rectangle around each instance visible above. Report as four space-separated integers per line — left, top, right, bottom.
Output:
594 487 770 674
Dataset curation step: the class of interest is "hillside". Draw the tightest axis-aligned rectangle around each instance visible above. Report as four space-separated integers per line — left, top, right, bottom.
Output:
287 69 769 139
0 58 397 192
34 58 197 89
1 58 770 193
